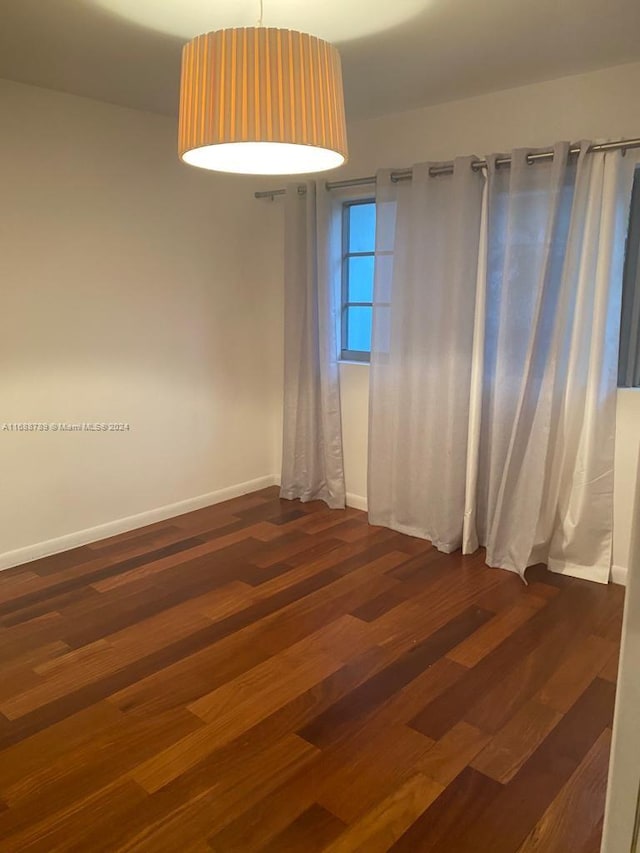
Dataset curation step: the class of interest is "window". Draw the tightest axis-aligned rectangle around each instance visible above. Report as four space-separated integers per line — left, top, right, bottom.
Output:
341 199 376 361
337 181 640 378
619 167 640 388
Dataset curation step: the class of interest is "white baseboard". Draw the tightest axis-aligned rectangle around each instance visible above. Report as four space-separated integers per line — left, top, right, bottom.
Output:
346 493 368 512
0 474 278 572
611 564 628 586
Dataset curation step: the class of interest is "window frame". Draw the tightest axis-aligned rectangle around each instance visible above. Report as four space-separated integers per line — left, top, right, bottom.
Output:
341 198 376 363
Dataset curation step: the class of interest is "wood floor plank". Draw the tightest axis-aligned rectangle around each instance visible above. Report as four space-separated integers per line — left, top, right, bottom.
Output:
86 524 187 557
0 640 71 703
0 778 149 852
12 547 95 578
106 557 397 721
417 721 490 786
0 536 207 618
365 558 505 658
472 578 558 613
470 699 562 784
259 804 347 853
516 728 612 853
534 633 615 713
447 598 545 668
117 736 319 852
354 656 468 741
1 707 202 810
462 617 603 735
316 724 435 823
0 701 125 794
0 490 623 851
130 616 369 792
0 613 68 665
440 678 617 853
90 522 279 592
388 767 503 852
251 532 344 568
87 521 185 551
1 639 122 719
204 649 414 852
114 732 319 851
589 583 626 641
321 773 444 853
298 606 493 749
599 646 620 683
206 754 326 852
0 584 102 629
0 568 345 748
408 583 606 740
3 591 230 718
131 652 340 792
350 554 452 622
580 816 606 853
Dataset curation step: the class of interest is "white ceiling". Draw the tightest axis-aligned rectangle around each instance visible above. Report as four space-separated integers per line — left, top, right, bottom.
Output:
1 0 639 121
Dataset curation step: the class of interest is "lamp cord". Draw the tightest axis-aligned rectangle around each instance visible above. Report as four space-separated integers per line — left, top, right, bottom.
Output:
257 0 264 26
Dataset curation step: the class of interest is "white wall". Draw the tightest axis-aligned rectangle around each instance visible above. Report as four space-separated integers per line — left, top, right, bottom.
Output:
0 78 283 564
327 61 640 580
614 391 640 579
602 452 640 851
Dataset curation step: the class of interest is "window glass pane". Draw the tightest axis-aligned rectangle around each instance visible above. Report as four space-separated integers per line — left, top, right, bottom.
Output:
348 255 374 303
619 167 640 388
349 203 376 253
347 306 372 352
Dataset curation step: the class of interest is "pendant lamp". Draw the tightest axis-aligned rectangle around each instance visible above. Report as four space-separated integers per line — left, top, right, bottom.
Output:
178 26 349 175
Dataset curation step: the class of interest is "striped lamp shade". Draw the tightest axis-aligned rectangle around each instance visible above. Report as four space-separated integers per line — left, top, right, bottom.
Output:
178 28 348 175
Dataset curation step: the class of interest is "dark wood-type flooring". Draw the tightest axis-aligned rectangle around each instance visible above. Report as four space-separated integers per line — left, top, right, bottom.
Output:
0 487 625 851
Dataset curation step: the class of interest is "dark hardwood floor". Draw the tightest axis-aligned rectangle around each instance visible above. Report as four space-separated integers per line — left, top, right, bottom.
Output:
0 487 624 851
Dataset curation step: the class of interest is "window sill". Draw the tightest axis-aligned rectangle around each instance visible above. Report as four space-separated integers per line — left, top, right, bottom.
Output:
339 359 370 366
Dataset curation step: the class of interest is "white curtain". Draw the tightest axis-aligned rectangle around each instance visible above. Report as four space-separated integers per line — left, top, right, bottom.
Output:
368 159 484 550
369 143 636 582
465 143 636 582
280 181 346 509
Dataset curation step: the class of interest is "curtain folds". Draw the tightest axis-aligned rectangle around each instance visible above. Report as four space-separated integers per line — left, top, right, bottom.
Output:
466 144 636 581
368 159 484 551
369 143 637 583
280 182 346 509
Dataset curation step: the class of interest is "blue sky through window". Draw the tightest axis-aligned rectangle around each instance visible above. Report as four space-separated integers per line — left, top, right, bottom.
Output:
342 201 376 360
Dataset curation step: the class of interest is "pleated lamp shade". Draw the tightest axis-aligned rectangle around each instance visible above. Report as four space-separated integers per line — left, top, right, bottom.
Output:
178 28 349 175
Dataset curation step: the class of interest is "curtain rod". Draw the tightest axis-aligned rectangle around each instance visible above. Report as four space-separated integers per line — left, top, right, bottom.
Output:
254 137 640 200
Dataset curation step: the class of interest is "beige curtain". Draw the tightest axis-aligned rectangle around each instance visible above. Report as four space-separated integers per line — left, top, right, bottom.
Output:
280 182 346 508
